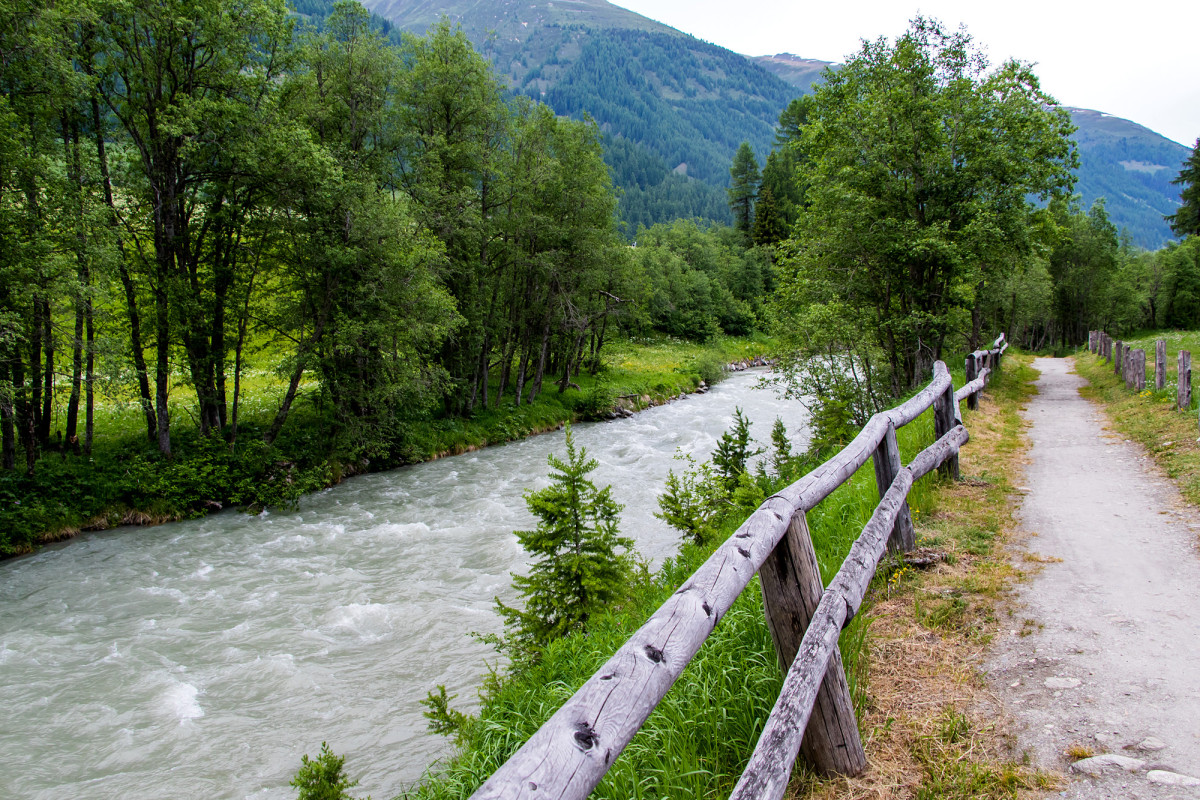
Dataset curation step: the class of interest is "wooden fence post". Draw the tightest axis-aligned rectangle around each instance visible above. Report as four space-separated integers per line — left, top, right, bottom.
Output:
871 420 916 553
1134 349 1146 391
1114 341 1123 376
1104 333 1111 362
965 353 979 411
1089 331 1096 352
1156 340 1166 390
759 511 867 777
933 380 960 479
1179 350 1192 411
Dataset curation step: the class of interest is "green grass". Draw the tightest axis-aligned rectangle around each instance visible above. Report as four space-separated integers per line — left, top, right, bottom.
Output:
1074 330 1200 504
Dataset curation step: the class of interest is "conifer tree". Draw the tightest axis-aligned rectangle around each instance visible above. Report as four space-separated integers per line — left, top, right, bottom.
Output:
498 426 631 655
1168 138 1200 237
727 141 760 236
711 407 761 492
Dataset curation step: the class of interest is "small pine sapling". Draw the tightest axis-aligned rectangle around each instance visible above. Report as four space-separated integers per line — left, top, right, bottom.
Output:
655 452 726 545
290 742 365 800
711 407 762 492
496 425 631 657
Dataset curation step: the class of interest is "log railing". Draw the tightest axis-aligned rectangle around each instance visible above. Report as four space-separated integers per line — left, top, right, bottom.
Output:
1088 331 1193 411
469 334 1008 800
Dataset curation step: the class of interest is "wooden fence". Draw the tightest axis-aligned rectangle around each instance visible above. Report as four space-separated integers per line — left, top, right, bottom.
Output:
470 334 1009 800
1088 331 1193 412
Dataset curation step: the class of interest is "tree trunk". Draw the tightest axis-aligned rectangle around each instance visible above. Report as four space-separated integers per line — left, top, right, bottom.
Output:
528 316 552 404
65 114 86 452
39 299 53 447
1 363 14 470
91 93 156 442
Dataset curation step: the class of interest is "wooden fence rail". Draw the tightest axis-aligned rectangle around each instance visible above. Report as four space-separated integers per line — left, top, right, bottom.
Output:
470 334 1008 800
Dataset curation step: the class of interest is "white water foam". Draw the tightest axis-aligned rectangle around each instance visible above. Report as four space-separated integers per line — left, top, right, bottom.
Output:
158 680 203 723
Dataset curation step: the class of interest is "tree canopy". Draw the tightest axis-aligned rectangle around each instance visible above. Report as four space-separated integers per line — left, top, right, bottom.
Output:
773 17 1077 394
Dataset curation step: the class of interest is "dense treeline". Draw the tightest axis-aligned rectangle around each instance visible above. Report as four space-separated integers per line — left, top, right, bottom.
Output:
0 0 632 472
539 28 794 187
0 0 778 554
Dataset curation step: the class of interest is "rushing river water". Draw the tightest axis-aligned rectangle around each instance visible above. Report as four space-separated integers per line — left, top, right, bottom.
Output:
0 370 810 800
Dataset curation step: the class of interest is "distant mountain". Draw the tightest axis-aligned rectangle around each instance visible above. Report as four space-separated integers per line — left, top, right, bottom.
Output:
1066 109 1190 248
751 53 829 94
344 1 1189 248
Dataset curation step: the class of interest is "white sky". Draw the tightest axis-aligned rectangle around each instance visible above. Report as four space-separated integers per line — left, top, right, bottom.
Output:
611 0 1199 148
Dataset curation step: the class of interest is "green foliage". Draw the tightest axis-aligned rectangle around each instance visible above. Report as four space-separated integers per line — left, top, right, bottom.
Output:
291 742 364 800
711 407 760 492
497 426 632 657
421 685 472 740
1169 138 1200 238
775 17 1076 391
727 142 760 236
630 219 770 341
654 452 726 546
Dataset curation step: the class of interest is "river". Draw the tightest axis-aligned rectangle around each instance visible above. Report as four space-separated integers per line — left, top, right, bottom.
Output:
0 370 809 800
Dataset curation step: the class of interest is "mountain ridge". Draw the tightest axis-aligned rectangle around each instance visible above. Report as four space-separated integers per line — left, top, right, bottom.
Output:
357 0 1189 246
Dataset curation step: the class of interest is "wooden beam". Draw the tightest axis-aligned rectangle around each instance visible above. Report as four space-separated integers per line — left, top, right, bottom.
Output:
1179 350 1192 411
872 419 916 553
759 511 866 776
964 353 979 411
1156 340 1166 390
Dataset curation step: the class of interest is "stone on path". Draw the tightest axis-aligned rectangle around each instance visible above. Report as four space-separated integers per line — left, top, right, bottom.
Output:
1146 770 1200 787
1071 754 1146 775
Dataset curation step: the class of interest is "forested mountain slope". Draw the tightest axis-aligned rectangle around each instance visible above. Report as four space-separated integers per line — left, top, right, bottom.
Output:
351 0 1189 247
1067 108 1191 248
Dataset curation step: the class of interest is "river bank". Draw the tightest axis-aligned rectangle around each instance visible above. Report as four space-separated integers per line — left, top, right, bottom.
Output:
0 336 772 559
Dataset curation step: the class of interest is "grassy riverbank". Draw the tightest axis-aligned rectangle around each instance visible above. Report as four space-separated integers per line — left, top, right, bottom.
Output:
391 356 1048 799
0 335 771 558
1074 332 1200 505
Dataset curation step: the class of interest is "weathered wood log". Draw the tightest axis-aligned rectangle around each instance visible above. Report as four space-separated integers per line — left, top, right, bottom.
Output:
954 370 988 404
933 380 960 479
1115 341 1124 376
1179 350 1192 411
731 424 969 800
964 353 979 411
759 511 866 776
1134 349 1146 391
872 420 916 553
1156 340 1166 390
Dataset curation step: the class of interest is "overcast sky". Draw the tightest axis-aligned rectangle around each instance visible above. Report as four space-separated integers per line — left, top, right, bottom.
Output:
611 0 1199 148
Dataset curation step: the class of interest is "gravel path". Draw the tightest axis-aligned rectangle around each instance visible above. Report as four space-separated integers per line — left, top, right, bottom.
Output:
987 357 1200 798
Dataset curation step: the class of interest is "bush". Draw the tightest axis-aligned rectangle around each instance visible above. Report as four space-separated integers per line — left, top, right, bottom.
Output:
290 742 364 800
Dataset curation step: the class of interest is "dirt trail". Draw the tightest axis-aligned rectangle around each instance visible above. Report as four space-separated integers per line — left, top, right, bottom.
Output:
987 357 1200 798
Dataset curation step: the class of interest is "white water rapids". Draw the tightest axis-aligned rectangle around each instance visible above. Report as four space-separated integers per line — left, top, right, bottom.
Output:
0 370 809 800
